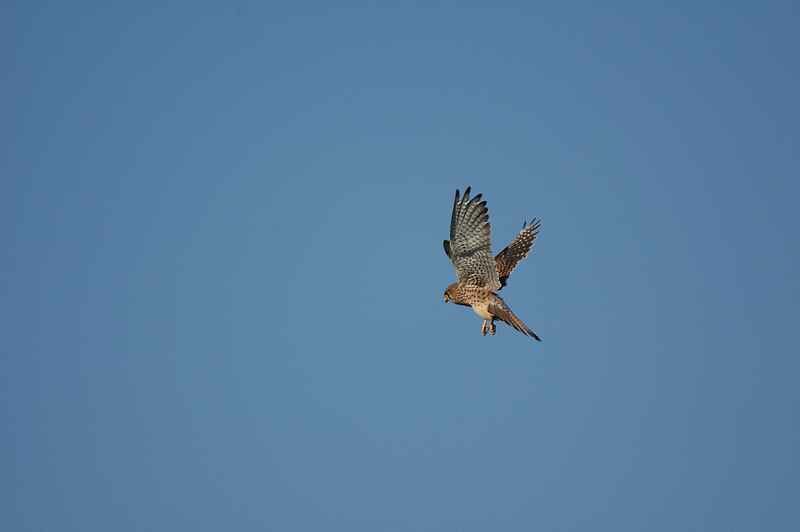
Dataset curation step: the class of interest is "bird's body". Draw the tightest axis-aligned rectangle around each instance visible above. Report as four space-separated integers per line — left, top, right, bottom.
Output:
472 300 493 321
442 187 542 342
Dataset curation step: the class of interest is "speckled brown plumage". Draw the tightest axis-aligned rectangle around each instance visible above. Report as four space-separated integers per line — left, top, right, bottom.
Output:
442 187 542 342
495 218 541 288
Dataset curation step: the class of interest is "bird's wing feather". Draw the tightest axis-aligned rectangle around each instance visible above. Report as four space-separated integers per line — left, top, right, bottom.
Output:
495 218 541 289
447 187 500 289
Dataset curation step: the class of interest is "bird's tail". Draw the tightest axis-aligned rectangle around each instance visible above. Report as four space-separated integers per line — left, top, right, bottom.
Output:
488 295 542 342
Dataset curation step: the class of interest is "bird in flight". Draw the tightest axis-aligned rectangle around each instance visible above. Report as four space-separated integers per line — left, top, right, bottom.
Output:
442 186 542 341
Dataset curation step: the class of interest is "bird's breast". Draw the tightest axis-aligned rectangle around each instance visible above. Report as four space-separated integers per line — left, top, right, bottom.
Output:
471 302 493 320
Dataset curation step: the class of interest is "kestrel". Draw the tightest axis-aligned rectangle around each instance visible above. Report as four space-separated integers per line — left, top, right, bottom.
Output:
442 186 542 341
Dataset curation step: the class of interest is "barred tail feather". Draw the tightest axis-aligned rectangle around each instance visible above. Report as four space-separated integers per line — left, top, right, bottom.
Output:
488 296 542 342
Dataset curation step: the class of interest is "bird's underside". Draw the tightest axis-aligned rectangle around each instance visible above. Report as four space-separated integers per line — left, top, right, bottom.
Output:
445 282 541 341
442 186 542 342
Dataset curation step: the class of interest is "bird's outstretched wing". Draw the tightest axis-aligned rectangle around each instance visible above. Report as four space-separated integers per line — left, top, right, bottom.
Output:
488 295 542 341
443 187 501 289
495 218 541 289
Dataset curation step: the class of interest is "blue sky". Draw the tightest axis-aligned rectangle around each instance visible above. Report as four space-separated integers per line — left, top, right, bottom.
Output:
3 2 799 530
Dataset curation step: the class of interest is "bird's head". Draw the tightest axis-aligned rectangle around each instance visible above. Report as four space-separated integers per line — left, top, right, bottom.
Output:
443 283 458 303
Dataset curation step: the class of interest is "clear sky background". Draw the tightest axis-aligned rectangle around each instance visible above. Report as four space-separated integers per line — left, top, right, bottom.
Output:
3 2 799 531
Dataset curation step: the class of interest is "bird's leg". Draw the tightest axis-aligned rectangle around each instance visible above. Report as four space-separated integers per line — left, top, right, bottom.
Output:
481 320 489 336
489 319 496 336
